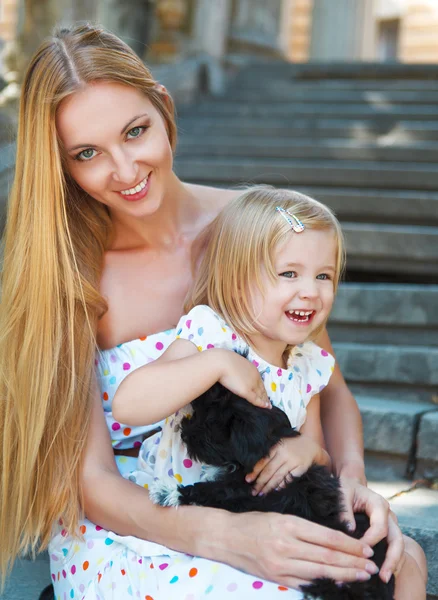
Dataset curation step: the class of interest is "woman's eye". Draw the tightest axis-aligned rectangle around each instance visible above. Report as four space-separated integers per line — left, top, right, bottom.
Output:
127 126 146 139
279 271 296 279
75 148 96 161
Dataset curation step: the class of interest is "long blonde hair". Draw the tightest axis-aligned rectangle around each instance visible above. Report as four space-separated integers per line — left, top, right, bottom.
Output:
0 23 176 579
187 186 345 341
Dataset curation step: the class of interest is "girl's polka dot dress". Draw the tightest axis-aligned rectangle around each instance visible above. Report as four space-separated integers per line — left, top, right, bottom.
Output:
48 305 334 600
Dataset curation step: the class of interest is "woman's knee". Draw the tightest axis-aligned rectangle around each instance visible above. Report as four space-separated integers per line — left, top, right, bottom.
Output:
402 535 427 584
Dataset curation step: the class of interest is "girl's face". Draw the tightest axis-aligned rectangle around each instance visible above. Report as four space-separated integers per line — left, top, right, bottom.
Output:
247 228 337 365
56 81 173 219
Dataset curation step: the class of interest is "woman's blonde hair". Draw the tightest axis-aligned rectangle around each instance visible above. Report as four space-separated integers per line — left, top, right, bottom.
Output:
187 186 345 342
0 23 176 579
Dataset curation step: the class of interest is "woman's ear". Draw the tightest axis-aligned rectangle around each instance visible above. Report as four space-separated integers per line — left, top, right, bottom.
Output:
154 83 171 108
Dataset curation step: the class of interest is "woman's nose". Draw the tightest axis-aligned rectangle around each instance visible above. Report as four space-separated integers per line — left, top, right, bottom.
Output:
111 149 138 184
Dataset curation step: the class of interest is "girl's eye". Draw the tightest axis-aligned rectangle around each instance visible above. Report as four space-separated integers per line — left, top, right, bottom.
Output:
279 271 296 279
75 148 96 161
127 126 146 139
316 273 331 280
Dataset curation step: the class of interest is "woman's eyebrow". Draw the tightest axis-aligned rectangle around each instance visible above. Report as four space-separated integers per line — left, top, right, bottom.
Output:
66 113 151 152
120 113 150 134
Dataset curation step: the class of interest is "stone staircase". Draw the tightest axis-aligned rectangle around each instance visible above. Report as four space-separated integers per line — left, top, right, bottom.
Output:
175 61 438 598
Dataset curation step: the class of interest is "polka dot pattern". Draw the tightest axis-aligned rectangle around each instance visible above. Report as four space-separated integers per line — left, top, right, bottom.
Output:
50 524 305 598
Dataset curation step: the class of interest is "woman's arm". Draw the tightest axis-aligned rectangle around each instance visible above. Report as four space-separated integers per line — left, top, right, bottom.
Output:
82 386 380 589
300 393 332 469
112 339 269 425
316 328 366 485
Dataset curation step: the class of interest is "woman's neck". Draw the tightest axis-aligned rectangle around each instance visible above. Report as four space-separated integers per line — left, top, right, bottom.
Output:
109 174 201 251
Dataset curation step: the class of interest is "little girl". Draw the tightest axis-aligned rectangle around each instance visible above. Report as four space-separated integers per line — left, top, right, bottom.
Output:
109 186 426 599
113 186 342 532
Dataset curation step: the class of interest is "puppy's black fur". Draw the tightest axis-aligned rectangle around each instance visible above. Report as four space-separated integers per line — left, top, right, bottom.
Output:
153 383 395 599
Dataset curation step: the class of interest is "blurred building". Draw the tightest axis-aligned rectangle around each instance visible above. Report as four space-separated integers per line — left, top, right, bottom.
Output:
0 0 17 44
2 0 438 73
174 0 438 64
290 0 438 63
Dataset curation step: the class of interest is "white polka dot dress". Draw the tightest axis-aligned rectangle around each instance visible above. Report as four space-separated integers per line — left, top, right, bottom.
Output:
48 306 334 599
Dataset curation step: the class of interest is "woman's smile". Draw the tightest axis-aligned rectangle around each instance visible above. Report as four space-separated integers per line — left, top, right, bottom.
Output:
117 172 152 201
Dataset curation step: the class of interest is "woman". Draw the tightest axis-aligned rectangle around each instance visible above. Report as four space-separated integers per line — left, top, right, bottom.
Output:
0 23 426 599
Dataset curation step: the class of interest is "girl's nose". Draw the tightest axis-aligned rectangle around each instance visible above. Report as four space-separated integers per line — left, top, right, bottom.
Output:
298 280 318 300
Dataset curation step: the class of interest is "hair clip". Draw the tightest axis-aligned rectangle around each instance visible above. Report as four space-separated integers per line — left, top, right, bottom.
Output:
275 207 305 233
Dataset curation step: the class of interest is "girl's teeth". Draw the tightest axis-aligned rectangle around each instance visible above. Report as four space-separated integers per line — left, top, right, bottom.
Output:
286 309 314 322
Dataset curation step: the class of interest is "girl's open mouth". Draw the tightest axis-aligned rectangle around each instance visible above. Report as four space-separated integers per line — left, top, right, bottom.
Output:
285 309 316 324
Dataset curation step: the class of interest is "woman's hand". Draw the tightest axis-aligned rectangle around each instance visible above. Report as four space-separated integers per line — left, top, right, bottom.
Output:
217 350 271 409
338 477 405 584
204 510 379 591
245 435 330 495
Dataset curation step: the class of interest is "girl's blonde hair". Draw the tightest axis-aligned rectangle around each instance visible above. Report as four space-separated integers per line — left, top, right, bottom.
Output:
0 23 176 579
187 186 345 342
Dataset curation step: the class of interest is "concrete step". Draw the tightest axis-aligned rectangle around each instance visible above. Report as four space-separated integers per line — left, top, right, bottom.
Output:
358 396 438 463
185 101 438 120
296 187 438 227
235 77 438 91
177 137 438 164
333 342 438 390
178 116 438 142
1 552 51 600
329 283 438 346
235 61 438 82
292 61 438 81
342 223 438 277
365 452 438 598
174 156 438 190
225 88 438 104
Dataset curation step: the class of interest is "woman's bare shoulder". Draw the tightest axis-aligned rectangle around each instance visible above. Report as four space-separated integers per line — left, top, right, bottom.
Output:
186 182 241 215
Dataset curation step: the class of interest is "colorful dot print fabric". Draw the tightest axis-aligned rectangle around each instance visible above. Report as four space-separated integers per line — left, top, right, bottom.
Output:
175 305 335 432
48 306 334 599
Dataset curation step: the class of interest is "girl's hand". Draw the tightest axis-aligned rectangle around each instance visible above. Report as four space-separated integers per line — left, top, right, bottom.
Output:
339 476 405 584
216 350 271 409
245 435 329 495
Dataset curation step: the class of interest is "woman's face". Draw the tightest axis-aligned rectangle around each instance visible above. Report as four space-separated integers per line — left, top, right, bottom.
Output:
56 81 173 218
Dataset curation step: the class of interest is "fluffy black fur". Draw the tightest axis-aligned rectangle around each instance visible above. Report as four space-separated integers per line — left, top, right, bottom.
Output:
152 383 395 600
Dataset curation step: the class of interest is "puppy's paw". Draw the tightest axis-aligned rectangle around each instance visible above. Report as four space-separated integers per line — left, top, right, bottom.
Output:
149 478 182 507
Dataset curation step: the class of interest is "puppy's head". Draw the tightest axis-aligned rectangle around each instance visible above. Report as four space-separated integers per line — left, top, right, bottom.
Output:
179 383 298 473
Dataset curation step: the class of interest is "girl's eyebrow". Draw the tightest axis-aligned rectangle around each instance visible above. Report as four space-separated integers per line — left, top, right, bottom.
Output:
67 113 151 152
281 262 336 271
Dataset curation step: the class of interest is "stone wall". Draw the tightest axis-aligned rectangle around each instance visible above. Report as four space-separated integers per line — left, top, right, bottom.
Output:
399 1 438 63
285 0 438 64
285 0 312 62
0 0 18 43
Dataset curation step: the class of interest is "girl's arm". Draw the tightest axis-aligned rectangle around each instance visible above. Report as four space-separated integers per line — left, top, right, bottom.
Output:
316 327 366 485
82 384 381 588
112 339 269 426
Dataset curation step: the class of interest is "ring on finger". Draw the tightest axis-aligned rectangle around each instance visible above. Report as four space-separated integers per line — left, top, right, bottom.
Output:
284 472 294 484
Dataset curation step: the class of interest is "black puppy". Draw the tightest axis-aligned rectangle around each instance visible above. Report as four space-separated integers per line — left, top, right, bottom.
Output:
151 382 395 600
